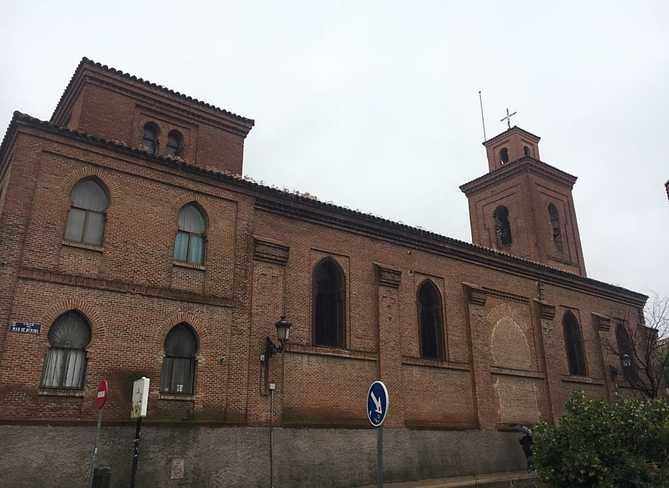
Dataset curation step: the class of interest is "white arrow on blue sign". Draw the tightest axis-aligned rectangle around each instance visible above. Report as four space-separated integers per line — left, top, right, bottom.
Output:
367 380 389 427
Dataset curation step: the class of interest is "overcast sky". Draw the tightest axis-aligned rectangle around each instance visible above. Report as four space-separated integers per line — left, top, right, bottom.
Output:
2 1 667 301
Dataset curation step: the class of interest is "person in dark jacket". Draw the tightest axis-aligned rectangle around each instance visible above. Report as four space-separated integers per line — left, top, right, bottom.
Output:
512 424 533 471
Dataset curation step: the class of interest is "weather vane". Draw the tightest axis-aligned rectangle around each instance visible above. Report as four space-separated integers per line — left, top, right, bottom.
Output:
500 107 517 129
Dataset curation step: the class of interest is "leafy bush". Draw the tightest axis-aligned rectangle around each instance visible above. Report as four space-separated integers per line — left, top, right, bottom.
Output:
534 392 669 487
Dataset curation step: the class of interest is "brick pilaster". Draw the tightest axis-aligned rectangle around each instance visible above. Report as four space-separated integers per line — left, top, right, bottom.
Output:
463 282 495 430
375 263 404 427
246 237 289 425
533 299 561 421
592 313 615 400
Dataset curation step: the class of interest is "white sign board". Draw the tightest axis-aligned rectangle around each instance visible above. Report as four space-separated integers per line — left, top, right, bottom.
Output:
130 377 150 419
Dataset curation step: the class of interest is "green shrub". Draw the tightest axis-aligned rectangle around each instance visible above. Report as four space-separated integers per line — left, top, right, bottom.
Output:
534 392 669 487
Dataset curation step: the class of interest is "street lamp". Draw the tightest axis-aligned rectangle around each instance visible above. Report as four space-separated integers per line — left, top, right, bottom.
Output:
265 316 292 360
622 353 632 369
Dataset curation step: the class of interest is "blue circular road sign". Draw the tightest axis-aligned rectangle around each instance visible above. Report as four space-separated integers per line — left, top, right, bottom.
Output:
367 380 389 427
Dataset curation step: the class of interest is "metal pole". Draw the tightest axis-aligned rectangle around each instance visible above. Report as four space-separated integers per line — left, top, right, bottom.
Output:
377 426 383 488
478 90 487 142
88 410 102 488
269 387 274 488
129 417 142 488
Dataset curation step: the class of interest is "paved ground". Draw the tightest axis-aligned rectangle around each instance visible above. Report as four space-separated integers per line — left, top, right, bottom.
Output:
355 471 538 487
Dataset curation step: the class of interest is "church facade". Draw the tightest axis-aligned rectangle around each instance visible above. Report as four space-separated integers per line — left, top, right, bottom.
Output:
0 59 647 487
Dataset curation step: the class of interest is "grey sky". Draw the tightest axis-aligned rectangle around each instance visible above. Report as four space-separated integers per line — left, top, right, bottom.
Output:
2 1 667 300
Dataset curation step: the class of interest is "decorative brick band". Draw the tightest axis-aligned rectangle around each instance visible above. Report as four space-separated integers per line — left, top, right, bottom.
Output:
463 282 486 306
253 237 289 266
375 263 401 289
592 312 611 332
18 267 234 307
482 286 529 304
534 299 556 321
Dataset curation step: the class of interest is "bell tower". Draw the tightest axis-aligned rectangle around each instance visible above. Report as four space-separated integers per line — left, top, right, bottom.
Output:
460 126 587 276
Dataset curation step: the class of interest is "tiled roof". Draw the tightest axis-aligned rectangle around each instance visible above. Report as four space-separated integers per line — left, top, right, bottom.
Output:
0 111 648 306
51 57 254 126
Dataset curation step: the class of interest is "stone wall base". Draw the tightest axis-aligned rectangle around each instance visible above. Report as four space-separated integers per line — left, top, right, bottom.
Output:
0 425 526 487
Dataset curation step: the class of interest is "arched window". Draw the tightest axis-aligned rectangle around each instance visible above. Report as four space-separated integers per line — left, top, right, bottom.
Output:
166 130 184 157
499 147 509 164
313 258 346 348
174 204 206 265
41 311 91 388
548 203 563 253
615 321 637 382
417 280 445 360
523 145 531 157
160 324 197 395
64 179 109 246
143 122 159 155
563 311 586 376
493 206 512 247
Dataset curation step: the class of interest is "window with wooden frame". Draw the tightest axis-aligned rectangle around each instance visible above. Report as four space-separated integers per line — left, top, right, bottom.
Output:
160 324 198 395
64 178 109 247
41 311 91 389
174 203 207 266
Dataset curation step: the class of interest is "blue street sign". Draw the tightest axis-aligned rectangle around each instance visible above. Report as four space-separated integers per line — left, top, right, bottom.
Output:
367 380 389 427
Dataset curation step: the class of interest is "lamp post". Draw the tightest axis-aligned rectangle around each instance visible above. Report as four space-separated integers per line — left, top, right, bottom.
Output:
264 316 291 488
265 316 292 359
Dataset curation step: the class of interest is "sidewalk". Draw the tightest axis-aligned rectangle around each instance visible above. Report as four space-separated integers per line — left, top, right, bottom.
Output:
356 471 538 488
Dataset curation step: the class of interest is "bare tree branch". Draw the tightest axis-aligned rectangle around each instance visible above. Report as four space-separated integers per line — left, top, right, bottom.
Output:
606 294 669 399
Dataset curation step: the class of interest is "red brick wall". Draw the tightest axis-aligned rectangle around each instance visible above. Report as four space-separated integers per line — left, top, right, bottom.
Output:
466 168 586 276
58 68 250 174
0 124 645 432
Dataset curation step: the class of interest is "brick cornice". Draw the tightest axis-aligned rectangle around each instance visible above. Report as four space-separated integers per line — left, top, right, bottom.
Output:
592 312 612 332
534 299 557 321
459 157 577 195
374 263 401 289
253 237 289 266
483 126 541 146
463 282 487 306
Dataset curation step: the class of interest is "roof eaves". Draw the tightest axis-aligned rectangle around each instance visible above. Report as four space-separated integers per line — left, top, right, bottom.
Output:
460 157 577 194
6 113 647 307
51 57 255 128
483 126 541 147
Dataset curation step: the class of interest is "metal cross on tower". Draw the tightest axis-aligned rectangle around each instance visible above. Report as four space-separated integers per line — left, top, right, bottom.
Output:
500 108 517 129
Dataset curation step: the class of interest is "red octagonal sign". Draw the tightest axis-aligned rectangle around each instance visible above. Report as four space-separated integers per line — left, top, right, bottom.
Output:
96 379 109 410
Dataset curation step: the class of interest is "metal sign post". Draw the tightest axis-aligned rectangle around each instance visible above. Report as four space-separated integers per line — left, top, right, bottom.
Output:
367 381 389 488
129 377 149 488
88 379 109 488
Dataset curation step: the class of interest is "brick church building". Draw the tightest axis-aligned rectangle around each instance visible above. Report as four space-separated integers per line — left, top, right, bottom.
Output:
0 58 647 487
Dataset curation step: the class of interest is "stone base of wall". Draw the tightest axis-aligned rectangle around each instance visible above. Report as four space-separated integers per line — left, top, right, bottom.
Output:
0 425 526 488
